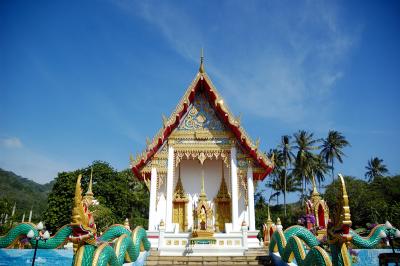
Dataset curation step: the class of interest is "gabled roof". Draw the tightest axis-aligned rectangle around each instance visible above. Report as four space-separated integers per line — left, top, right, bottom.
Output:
131 60 274 181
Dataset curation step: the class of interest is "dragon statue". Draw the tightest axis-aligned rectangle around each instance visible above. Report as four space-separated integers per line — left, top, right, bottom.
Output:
268 174 399 266
0 174 151 266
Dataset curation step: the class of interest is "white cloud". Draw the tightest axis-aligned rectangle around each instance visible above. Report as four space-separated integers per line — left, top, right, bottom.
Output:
115 0 360 128
1 137 23 148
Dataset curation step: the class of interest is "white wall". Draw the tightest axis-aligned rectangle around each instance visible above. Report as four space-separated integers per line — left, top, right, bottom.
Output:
176 159 230 230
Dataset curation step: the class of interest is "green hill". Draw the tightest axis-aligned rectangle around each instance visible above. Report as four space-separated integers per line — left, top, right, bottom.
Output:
0 168 53 224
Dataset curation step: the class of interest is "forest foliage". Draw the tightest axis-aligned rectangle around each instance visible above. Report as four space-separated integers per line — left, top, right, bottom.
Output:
43 161 149 232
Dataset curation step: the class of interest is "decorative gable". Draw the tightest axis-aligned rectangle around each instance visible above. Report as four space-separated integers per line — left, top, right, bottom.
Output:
177 92 226 132
131 61 274 181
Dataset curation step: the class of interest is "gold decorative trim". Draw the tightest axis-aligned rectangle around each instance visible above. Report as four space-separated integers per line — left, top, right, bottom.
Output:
170 130 233 139
175 149 230 167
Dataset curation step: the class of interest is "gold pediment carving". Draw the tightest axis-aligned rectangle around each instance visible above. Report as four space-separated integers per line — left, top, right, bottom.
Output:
170 129 233 140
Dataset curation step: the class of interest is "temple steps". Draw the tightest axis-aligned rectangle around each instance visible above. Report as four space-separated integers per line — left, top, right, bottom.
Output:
145 249 273 265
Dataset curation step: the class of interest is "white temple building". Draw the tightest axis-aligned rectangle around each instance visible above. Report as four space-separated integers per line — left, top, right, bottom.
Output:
130 55 274 256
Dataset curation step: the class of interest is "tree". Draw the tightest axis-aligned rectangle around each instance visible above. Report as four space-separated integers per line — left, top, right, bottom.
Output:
320 130 350 182
267 168 300 209
293 130 319 199
308 154 330 190
365 157 388 182
278 135 295 217
43 161 149 231
324 175 400 229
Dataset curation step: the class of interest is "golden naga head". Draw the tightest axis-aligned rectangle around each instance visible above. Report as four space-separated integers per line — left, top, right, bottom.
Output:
327 174 352 244
71 174 97 236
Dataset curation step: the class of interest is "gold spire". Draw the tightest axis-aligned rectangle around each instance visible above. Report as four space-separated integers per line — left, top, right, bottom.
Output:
267 205 272 222
173 164 187 199
215 161 231 200
199 48 205 73
311 175 319 196
201 169 205 194
85 167 94 198
199 168 207 200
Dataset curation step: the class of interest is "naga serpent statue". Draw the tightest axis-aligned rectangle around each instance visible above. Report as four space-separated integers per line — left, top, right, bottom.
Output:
0 174 151 266
269 174 399 266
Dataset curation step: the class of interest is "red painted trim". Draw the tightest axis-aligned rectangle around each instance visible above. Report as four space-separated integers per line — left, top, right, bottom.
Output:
147 235 159 238
132 76 274 180
248 235 258 238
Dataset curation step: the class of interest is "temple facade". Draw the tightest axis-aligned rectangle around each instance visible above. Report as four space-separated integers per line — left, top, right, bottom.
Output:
131 56 274 256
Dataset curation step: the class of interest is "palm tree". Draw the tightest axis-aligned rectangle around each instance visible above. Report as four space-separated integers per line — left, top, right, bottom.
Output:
320 130 350 182
307 154 330 191
293 130 319 199
365 157 388 182
266 168 300 208
278 135 295 216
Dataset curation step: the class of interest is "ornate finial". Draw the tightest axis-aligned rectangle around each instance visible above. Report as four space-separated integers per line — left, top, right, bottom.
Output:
311 175 319 196
199 48 205 73
255 138 260 149
236 113 242 125
267 205 272 222
162 114 168 128
71 174 84 225
129 153 134 163
338 174 351 227
146 137 151 147
85 167 94 198
277 217 281 225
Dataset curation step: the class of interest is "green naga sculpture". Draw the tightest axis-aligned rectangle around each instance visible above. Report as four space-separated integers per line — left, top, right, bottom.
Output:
0 174 151 266
269 174 399 266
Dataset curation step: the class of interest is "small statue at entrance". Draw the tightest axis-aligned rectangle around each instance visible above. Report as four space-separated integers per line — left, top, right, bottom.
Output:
199 207 207 230
191 170 215 244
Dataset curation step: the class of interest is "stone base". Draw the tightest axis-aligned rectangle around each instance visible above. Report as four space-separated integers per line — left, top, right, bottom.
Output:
146 249 273 265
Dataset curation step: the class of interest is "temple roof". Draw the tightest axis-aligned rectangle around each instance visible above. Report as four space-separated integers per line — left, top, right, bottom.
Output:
131 59 274 181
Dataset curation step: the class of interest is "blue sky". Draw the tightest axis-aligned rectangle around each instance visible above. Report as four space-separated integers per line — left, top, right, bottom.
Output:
1 1 399 201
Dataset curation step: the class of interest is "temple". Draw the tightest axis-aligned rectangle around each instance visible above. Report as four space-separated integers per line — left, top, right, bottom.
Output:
130 53 274 256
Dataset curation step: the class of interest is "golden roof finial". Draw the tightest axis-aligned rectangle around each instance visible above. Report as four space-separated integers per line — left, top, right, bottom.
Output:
199 48 205 73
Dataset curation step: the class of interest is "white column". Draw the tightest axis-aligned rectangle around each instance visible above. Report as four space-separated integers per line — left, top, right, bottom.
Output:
230 146 239 231
247 165 256 231
241 222 248 249
148 167 158 231
158 222 165 250
165 145 174 232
